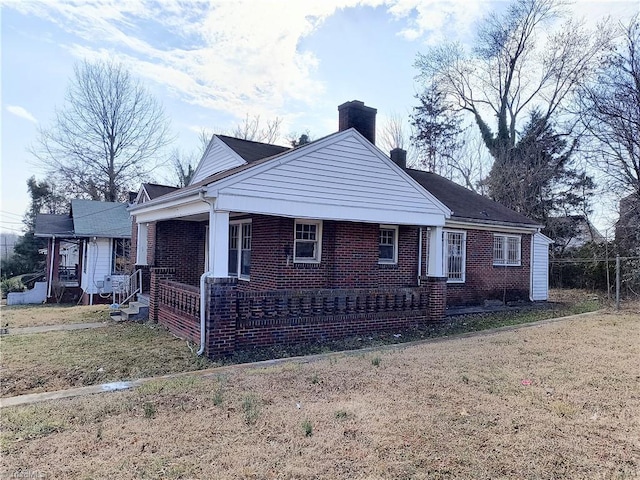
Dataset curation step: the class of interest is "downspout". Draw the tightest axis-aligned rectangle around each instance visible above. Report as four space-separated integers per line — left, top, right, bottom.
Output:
417 227 423 286
48 236 56 299
198 189 215 356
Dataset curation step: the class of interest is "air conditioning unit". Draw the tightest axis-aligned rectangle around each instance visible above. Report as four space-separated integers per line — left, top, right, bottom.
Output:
101 275 113 293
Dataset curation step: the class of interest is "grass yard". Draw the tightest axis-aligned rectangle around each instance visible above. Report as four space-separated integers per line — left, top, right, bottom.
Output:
0 323 214 397
0 304 111 329
1 306 638 479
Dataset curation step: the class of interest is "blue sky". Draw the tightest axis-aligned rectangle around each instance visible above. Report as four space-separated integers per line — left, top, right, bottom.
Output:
1 0 637 236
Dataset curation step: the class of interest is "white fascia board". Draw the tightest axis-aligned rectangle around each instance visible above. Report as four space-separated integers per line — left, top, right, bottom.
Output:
132 196 209 223
215 192 446 226
445 218 539 234
206 129 451 217
189 135 247 186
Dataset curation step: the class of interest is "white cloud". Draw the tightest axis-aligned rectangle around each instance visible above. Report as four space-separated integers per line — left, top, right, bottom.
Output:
7 0 633 121
6 105 37 124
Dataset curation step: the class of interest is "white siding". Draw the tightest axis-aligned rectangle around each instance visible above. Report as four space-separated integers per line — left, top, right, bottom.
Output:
190 137 246 185
81 238 114 294
214 134 448 225
530 233 552 301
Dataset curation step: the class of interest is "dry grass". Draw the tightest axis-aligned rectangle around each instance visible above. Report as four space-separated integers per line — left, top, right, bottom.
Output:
0 304 111 329
0 323 214 397
2 306 638 479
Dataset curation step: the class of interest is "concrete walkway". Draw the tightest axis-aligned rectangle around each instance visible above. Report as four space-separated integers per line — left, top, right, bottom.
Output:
0 310 602 409
3 322 109 336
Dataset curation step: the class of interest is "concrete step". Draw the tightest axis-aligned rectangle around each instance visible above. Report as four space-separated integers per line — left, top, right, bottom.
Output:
120 302 149 322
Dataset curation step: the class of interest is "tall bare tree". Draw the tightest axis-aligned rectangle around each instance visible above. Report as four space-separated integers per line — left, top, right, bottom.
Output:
578 15 640 200
231 113 282 144
414 0 612 208
377 112 419 166
31 60 173 202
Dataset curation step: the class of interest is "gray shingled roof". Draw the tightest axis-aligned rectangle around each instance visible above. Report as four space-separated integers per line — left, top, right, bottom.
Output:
218 135 290 163
406 169 541 227
70 199 131 238
34 214 74 237
143 183 178 200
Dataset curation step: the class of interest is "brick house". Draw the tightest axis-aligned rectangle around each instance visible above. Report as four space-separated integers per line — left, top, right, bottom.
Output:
129 101 551 358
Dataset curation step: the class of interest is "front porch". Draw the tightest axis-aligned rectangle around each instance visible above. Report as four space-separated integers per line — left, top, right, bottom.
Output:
149 269 447 358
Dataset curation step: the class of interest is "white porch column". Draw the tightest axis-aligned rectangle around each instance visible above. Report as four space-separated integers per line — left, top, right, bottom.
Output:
209 210 230 277
427 226 444 277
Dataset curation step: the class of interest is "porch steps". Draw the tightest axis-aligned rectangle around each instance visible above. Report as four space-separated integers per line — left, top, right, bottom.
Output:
119 301 149 322
110 295 149 322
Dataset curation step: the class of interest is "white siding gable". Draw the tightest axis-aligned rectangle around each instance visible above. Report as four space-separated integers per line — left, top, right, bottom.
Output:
190 136 246 185
210 130 450 226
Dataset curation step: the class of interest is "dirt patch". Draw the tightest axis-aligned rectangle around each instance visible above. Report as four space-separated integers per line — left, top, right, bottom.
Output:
0 304 111 329
2 309 639 479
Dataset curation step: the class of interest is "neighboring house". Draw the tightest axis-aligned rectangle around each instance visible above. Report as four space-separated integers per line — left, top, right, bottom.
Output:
35 199 132 304
547 215 605 253
615 194 640 254
129 100 552 358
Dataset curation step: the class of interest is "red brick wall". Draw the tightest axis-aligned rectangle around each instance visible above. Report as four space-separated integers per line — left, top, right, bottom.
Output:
244 215 420 291
446 230 532 306
155 220 206 287
233 312 428 352
158 307 200 343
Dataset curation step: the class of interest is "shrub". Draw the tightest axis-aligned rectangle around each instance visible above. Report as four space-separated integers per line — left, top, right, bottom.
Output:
1 277 25 298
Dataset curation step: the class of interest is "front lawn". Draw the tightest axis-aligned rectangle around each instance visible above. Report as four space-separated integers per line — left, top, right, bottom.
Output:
1 307 638 479
0 304 111 329
1 323 214 397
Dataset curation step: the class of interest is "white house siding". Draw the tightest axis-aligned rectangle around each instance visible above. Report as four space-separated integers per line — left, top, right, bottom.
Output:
214 134 448 226
190 138 245 185
81 238 114 295
530 233 552 301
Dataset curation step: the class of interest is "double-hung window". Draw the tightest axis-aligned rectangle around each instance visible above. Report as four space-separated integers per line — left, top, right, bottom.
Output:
379 225 398 264
493 234 521 266
444 230 466 283
229 221 251 279
294 220 322 263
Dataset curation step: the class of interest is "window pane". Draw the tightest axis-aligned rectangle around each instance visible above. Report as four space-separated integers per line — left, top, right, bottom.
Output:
228 249 238 275
508 237 519 264
446 232 464 280
295 241 316 259
379 245 394 260
241 250 251 276
242 224 252 249
229 225 239 249
296 223 316 240
494 236 504 263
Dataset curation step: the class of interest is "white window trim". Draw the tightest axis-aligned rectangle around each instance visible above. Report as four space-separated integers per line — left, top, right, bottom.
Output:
378 224 399 265
293 219 322 264
229 219 252 280
493 234 522 266
443 229 466 284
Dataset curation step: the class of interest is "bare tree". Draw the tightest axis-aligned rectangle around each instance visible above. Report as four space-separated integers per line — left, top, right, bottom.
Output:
377 112 419 166
579 15 640 200
231 113 282 144
31 60 173 202
415 0 612 206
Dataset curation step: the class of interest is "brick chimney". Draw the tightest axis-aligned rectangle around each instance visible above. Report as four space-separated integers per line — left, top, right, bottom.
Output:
338 100 377 144
390 148 407 169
